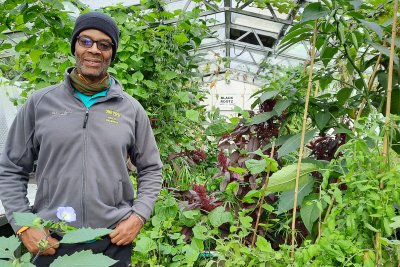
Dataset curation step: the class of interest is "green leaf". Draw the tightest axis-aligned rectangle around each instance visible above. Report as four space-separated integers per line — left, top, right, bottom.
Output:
245 159 266 175
320 46 338 67
274 99 291 116
277 128 318 158
163 70 178 80
208 206 234 227
173 32 189 44
300 2 330 22
132 71 144 82
183 244 200 263
205 122 236 136
186 109 199 122
267 163 318 192
0 236 20 259
277 179 314 214
259 90 279 103
300 193 321 233
359 19 383 38
367 41 399 66
29 50 43 63
192 225 208 240
228 166 247 175
225 181 239 195
142 80 157 89
245 111 276 126
242 190 261 204
0 260 13 267
389 216 400 229
255 236 273 252
49 250 117 267
60 228 112 244
134 236 157 254
13 212 40 227
315 111 331 130
336 87 353 105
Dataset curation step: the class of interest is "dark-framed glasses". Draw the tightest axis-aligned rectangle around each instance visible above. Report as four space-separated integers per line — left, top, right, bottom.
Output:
77 36 114 51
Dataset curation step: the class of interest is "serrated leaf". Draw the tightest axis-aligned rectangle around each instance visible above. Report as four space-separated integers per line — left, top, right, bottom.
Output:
132 71 144 82
192 225 207 240
173 32 189 44
0 236 20 259
277 128 318 158
134 236 157 254
277 179 314 214
208 206 233 227
245 159 266 175
163 70 178 80
49 250 117 267
186 109 199 122
267 163 318 192
60 228 111 244
255 236 273 252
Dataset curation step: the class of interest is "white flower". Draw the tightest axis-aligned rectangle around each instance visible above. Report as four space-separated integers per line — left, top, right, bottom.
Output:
56 207 77 222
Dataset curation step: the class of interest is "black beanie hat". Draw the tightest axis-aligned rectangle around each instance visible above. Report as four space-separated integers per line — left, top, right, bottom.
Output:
71 12 119 61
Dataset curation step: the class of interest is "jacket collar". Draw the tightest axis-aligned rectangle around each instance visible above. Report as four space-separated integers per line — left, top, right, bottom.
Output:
63 67 124 100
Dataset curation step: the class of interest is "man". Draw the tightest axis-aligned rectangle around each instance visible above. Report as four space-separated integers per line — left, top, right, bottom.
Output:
0 12 163 266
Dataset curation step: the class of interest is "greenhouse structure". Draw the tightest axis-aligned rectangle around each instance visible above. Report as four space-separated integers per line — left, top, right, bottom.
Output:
0 0 399 266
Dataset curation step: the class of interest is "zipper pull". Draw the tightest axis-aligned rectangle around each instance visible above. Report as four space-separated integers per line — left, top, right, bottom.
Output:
83 110 89 128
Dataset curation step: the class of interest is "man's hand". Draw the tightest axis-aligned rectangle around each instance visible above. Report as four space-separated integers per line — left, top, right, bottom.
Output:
19 228 59 255
109 214 143 246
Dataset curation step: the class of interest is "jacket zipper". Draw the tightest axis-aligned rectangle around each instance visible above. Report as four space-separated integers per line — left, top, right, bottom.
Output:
82 109 89 226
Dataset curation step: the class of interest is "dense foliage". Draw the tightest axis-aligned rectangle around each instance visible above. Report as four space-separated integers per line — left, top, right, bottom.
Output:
0 0 399 266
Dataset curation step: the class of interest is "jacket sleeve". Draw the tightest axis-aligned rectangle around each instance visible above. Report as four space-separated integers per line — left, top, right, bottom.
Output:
0 97 38 232
130 103 163 221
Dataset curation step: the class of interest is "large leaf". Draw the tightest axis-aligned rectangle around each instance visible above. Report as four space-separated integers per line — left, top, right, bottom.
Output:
208 206 234 227
358 19 383 38
336 87 353 105
259 90 279 103
274 99 292 116
277 128 318 158
300 2 330 22
245 159 266 175
60 228 112 244
277 179 314 214
49 250 117 267
267 163 318 192
186 110 199 122
246 111 276 125
300 193 326 233
0 236 20 259
315 111 331 130
13 212 40 228
0 260 13 267
134 236 157 254
255 236 273 253
367 41 399 66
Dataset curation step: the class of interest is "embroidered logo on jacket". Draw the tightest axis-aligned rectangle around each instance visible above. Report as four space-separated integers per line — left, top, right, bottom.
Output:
105 109 121 124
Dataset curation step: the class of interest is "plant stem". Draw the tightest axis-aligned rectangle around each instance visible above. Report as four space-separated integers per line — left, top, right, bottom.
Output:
290 19 318 264
250 142 276 247
356 54 382 120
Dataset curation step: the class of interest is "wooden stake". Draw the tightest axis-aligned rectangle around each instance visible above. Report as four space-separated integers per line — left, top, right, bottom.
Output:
251 142 276 247
290 20 318 263
378 0 398 262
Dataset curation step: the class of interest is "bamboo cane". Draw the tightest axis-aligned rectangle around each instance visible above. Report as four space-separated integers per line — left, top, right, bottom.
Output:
290 20 318 263
251 142 276 247
378 0 398 262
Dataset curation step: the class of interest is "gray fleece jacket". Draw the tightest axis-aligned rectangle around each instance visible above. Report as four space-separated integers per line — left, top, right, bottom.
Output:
0 67 163 232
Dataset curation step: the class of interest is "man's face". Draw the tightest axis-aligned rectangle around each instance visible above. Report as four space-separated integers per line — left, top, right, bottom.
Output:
75 29 113 83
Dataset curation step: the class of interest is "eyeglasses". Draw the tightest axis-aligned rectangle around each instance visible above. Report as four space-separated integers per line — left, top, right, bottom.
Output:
77 36 114 51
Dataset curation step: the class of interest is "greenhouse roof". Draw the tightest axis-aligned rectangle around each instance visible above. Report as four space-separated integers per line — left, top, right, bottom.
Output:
80 0 310 86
